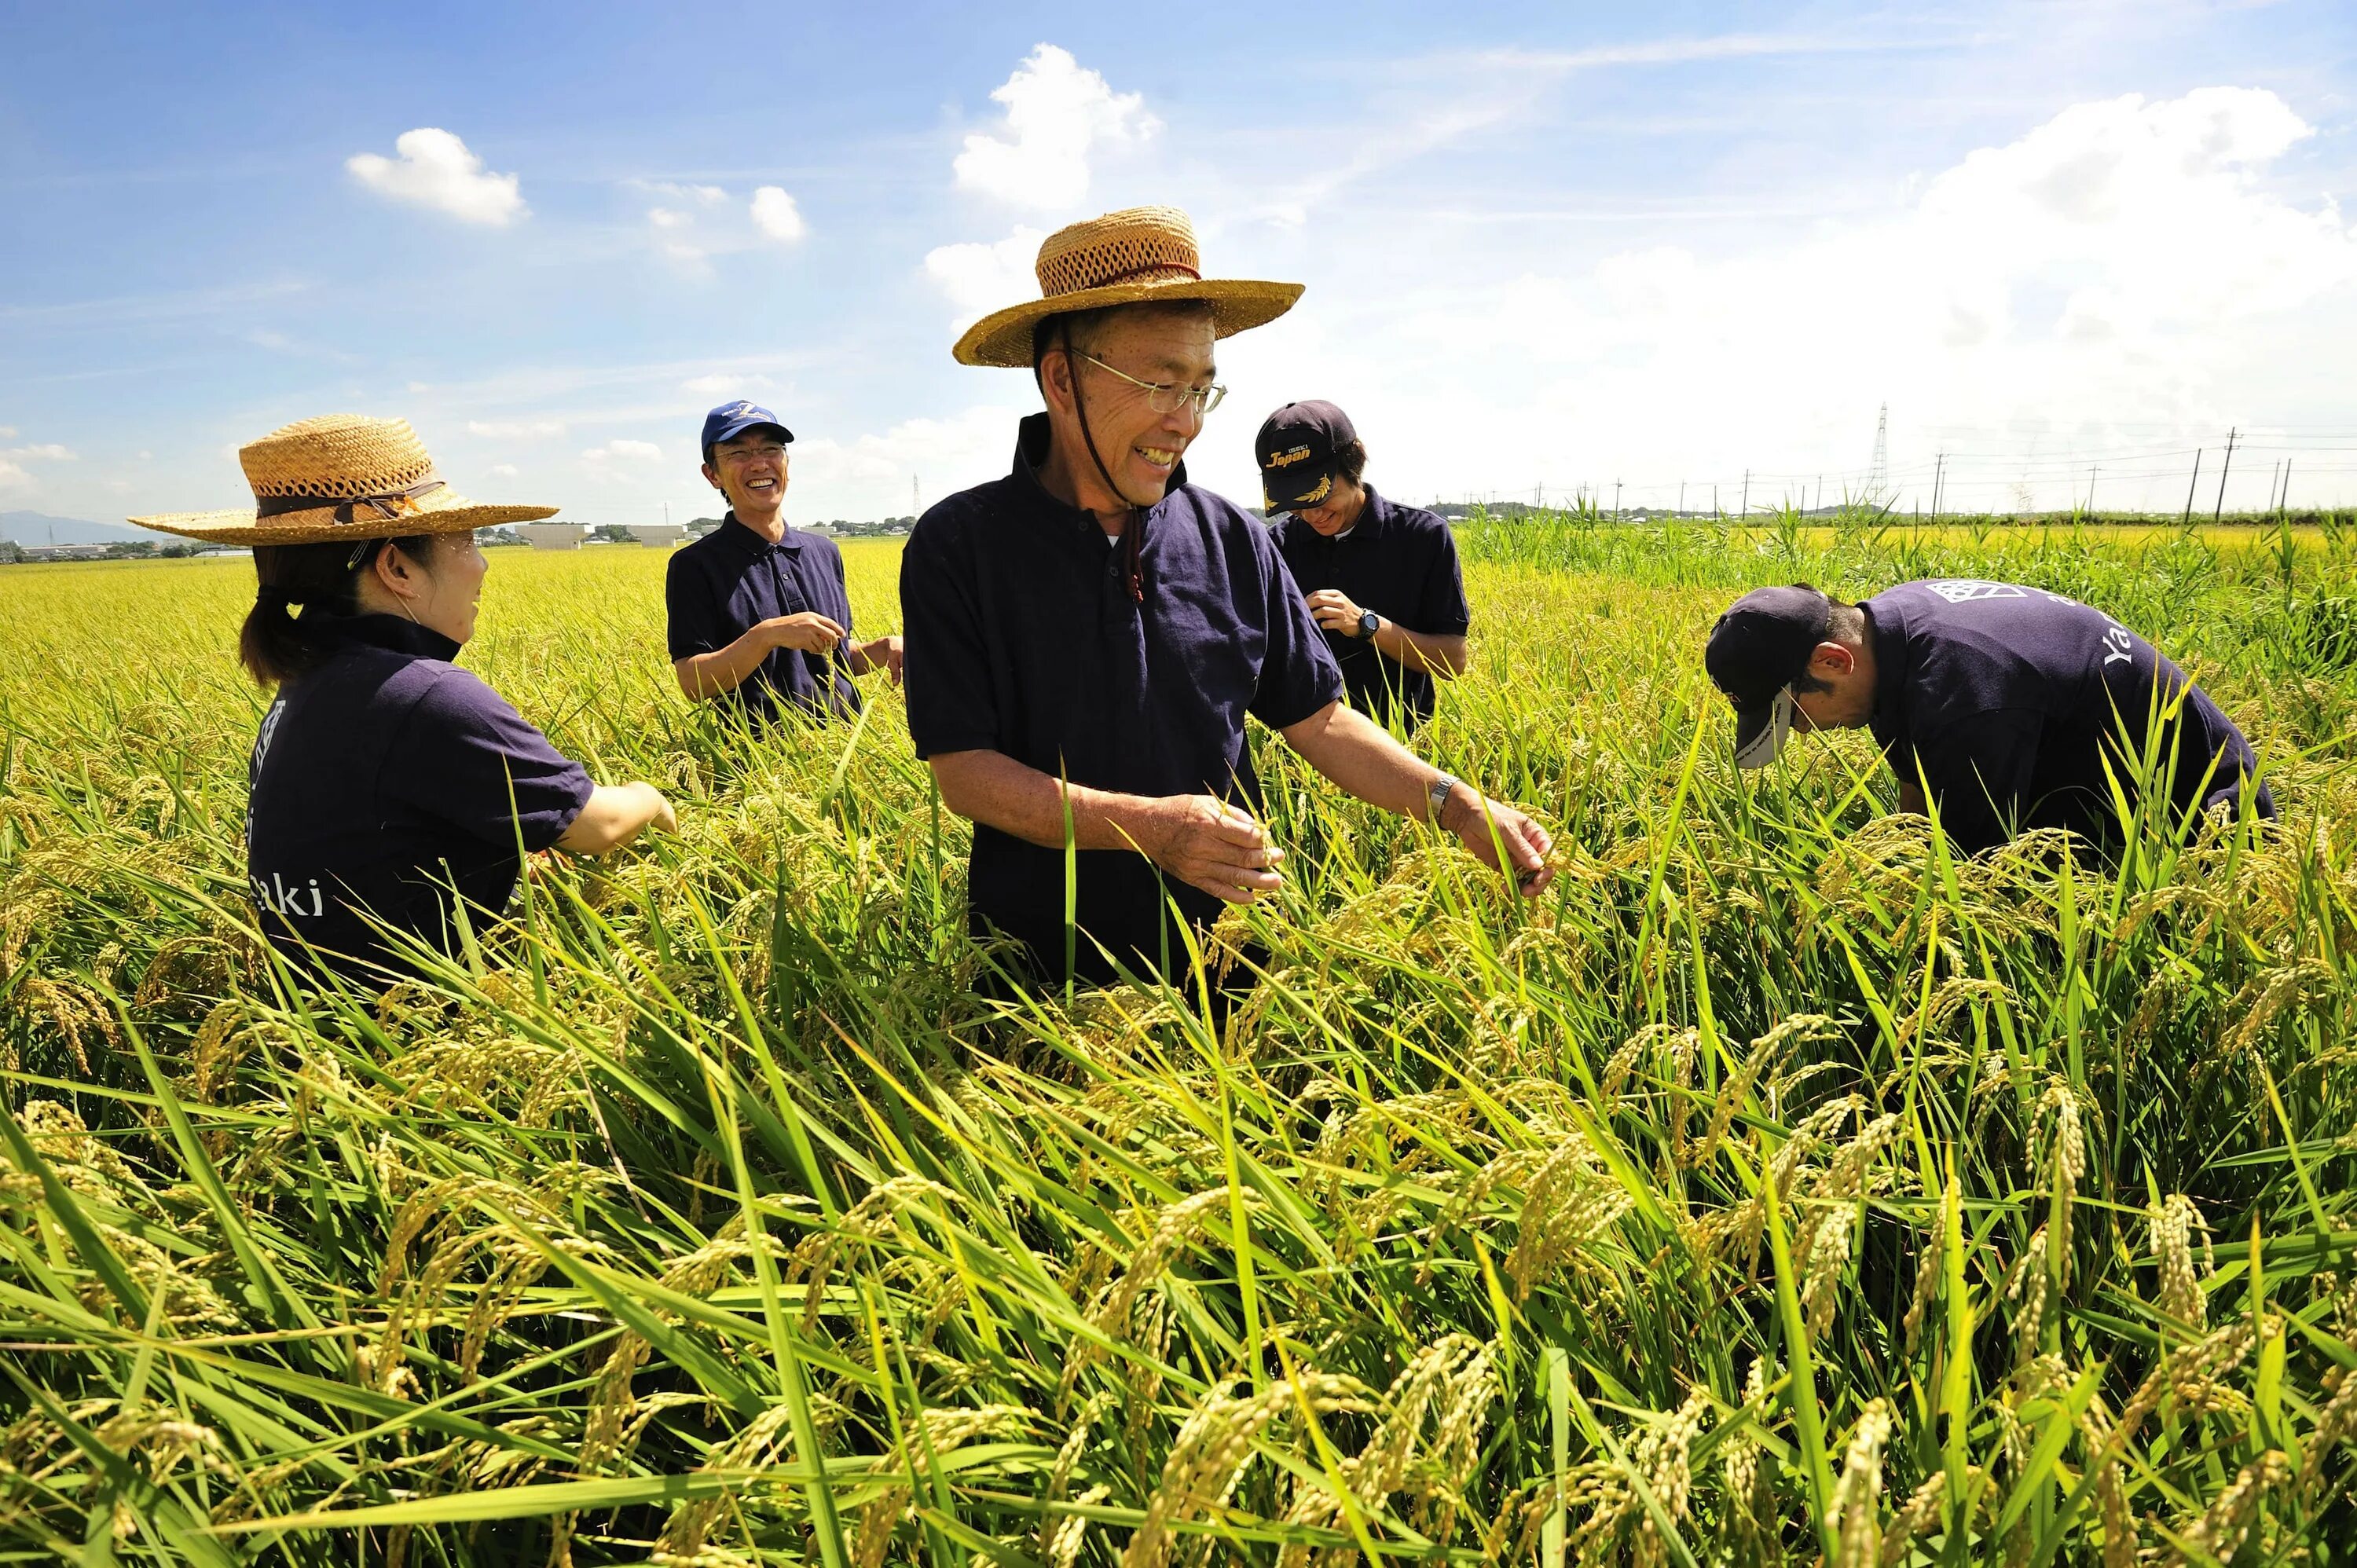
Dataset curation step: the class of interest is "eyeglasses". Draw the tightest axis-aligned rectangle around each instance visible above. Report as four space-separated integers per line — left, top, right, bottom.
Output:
1077 353 1227 418
717 444 788 464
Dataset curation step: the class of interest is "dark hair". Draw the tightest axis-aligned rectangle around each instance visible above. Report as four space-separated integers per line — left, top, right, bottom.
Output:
1334 438 1369 486
1030 299 1218 391
1787 595 1865 696
238 532 438 686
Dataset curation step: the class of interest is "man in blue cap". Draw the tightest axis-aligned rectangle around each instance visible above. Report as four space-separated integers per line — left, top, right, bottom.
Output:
666 400 900 723
1704 579 2272 852
1258 400 1469 732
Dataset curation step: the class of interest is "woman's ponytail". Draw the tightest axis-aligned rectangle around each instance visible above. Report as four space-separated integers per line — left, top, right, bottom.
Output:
237 533 438 686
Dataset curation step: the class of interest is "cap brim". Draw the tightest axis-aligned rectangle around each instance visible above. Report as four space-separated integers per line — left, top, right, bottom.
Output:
1263 463 1337 513
953 277 1305 368
1732 687 1795 770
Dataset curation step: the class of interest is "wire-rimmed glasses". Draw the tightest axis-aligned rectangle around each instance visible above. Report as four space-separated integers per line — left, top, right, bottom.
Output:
1078 353 1227 418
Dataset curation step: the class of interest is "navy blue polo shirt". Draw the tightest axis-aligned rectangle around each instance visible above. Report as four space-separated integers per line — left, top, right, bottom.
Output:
246 615 594 984
900 413 1345 984
1864 580 2272 853
665 513 860 722
1270 485 1469 730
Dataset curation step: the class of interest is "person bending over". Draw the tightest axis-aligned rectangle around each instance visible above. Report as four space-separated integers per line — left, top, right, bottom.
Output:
138 415 676 985
1705 579 2272 853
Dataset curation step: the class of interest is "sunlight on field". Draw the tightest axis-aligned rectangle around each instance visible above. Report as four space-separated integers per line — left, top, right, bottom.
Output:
4 522 2357 1560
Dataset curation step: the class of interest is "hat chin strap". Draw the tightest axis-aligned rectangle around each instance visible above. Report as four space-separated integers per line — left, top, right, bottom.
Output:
1062 317 1146 604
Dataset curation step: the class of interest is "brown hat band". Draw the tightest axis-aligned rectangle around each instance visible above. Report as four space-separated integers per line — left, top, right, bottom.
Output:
254 476 447 525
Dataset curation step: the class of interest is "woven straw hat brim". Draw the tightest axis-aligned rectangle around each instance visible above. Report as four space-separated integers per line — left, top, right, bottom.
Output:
953 277 1305 368
130 489 558 546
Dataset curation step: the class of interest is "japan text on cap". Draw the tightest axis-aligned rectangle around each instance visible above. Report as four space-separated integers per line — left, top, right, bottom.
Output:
701 401 795 462
1255 400 1357 513
1705 584 1834 769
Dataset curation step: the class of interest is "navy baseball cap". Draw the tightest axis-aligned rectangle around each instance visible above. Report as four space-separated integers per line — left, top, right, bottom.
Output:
1255 400 1356 512
700 400 794 463
1705 584 1834 768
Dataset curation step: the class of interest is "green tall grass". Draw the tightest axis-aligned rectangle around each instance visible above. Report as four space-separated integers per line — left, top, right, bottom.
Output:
2 534 2353 1564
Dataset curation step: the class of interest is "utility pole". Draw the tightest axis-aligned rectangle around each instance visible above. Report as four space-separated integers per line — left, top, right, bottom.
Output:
1813 474 1821 514
1679 481 1686 515
662 500 671 529
2183 449 2202 526
1613 478 1622 518
2268 460 2281 520
2281 459 2293 515
913 475 920 515
1713 484 1720 518
1741 470 1750 517
2085 465 2096 515
1930 452 1945 522
2214 427 2237 522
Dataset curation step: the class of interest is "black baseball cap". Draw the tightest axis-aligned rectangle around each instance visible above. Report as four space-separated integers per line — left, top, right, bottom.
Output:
1705 584 1834 768
1255 400 1356 512
700 400 794 463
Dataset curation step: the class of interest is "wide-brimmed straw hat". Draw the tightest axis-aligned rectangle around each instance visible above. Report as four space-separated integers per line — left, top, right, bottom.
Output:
131 414 559 545
951 205 1303 368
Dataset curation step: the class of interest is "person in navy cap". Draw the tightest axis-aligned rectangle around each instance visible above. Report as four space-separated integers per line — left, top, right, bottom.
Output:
1258 401 1470 733
134 415 677 987
900 206 1553 993
1704 579 2273 853
666 400 900 724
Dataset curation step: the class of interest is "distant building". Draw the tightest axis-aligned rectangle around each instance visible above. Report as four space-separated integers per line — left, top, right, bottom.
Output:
626 524 687 547
515 523 585 551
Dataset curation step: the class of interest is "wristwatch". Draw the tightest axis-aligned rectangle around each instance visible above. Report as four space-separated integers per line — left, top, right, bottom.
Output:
1358 610 1382 639
1428 771 1460 822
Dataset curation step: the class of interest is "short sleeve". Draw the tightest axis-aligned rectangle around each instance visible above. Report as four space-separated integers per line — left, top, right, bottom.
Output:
1913 709 2042 854
1248 539 1345 731
900 513 999 759
384 670 594 852
665 551 727 661
1419 524 1472 636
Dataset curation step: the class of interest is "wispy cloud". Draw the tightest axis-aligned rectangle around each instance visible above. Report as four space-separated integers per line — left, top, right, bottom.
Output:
347 129 526 225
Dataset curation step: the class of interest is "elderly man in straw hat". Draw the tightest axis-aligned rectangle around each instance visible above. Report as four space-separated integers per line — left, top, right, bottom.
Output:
900 205 1553 990
136 416 677 985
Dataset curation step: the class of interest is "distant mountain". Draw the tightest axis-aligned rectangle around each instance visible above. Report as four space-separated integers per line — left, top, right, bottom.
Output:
0 510 154 547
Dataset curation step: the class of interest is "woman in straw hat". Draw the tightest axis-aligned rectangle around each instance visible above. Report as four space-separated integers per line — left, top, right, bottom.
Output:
900 205 1553 995
137 415 676 985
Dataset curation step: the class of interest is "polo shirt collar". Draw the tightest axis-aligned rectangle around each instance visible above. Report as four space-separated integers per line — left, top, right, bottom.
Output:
1010 412 1190 536
323 612 461 663
720 511 805 553
1296 484 1387 545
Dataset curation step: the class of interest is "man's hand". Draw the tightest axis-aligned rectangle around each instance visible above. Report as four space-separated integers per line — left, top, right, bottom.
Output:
1137 794 1285 905
854 634 904 683
758 612 848 654
1440 786 1555 898
1306 589 1371 637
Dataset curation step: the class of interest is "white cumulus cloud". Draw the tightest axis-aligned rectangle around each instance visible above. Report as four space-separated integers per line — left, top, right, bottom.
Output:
924 226 1047 329
346 129 526 225
1303 86 2357 514
488 463 520 478
0 440 73 493
750 186 807 244
954 45 1157 211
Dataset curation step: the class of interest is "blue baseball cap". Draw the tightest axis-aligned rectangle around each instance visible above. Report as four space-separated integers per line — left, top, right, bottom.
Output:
700 401 794 463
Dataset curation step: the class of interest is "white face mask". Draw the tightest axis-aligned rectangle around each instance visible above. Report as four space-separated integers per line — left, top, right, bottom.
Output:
1733 687 1795 771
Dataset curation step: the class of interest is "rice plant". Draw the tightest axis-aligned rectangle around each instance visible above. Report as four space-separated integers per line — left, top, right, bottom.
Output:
2 529 2355 1564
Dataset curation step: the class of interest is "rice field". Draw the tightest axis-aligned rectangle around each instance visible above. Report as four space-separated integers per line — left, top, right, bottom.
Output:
3 512 2356 1564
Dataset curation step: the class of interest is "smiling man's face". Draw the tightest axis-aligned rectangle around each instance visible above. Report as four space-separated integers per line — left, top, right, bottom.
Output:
1052 306 1217 510
704 428 790 517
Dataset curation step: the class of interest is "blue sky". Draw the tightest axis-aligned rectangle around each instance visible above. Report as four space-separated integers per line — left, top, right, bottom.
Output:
4 0 2355 526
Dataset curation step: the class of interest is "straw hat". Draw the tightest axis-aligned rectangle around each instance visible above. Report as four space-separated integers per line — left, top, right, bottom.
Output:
951 205 1303 368
131 415 559 544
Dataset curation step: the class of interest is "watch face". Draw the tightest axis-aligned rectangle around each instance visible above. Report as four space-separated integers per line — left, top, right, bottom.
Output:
1359 611 1380 638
